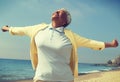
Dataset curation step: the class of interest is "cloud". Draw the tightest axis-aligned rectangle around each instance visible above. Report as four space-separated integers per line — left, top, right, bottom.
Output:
70 2 96 18
77 2 95 13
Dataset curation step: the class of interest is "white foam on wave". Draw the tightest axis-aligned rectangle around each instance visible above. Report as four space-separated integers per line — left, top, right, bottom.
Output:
80 70 101 74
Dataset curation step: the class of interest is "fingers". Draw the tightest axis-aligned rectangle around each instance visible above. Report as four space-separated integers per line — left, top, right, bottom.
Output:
112 39 119 47
1 25 9 32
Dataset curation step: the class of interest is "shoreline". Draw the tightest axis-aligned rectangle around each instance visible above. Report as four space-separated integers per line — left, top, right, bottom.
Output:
1 68 120 82
75 68 120 82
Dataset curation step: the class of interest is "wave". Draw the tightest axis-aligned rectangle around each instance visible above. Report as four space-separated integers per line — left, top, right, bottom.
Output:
79 67 120 75
81 70 101 74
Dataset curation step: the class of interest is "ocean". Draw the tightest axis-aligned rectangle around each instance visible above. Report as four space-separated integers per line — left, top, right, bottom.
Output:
0 58 118 81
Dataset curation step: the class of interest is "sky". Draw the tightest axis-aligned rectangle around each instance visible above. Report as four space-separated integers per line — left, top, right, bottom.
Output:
0 0 120 63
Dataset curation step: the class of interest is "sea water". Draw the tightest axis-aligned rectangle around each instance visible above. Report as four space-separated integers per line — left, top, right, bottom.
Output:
0 59 34 81
0 58 118 81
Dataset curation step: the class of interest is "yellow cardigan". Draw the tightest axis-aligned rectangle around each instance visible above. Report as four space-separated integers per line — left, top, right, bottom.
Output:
9 23 105 77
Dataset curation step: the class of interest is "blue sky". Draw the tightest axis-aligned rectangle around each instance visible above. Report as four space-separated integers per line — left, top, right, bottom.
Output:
0 0 120 63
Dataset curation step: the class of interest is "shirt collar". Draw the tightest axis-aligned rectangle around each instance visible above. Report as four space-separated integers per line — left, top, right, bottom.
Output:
48 23 64 33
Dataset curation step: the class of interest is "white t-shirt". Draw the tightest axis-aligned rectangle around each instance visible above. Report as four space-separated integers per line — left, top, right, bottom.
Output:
34 24 74 81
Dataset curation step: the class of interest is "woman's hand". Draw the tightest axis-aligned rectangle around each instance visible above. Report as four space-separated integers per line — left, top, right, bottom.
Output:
111 39 119 47
105 39 119 48
1 25 9 32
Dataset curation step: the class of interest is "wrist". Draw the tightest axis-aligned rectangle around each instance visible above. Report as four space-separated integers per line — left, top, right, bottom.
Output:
105 42 113 48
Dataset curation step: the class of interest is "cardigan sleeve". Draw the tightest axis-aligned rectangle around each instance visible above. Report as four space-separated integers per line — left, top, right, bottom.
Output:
9 24 46 37
9 27 32 37
9 25 39 37
73 32 105 50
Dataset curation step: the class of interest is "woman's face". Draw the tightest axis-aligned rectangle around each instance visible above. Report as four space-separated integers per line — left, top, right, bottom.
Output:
52 10 67 27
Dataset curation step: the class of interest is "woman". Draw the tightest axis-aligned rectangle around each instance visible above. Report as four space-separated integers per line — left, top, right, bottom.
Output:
2 8 118 82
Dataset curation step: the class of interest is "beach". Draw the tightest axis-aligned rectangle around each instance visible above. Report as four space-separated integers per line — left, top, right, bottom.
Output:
1 69 120 82
75 69 120 82
1 59 120 82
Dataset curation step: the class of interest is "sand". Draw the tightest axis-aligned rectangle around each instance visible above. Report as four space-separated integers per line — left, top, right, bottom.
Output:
75 69 120 82
1 69 120 82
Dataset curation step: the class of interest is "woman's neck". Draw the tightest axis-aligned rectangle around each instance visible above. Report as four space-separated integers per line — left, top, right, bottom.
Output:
52 22 62 28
